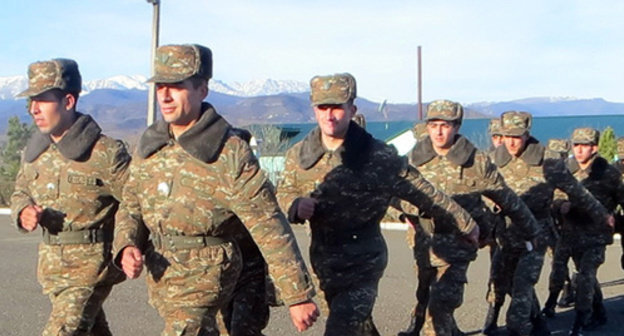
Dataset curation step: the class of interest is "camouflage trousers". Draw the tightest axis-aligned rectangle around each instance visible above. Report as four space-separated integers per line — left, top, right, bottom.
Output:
547 240 577 293
571 245 605 313
145 243 242 336
420 263 469 336
217 257 270 336
37 242 124 336
44 285 113 336
491 247 545 335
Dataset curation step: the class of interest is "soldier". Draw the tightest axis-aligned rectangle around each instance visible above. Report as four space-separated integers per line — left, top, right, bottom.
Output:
112 44 319 335
491 111 613 336
544 128 623 335
614 137 624 270
543 138 577 310
488 118 504 153
277 74 479 336
10 58 130 335
396 100 539 336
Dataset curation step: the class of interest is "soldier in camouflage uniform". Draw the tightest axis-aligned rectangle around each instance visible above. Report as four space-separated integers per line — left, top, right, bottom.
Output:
491 112 613 336
542 138 577 311
395 100 539 336
112 44 319 336
544 128 622 335
10 59 130 335
487 118 504 154
614 137 624 270
277 74 479 336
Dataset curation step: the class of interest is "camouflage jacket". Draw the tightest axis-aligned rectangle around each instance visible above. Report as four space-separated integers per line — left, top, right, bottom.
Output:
405 135 539 261
277 122 476 262
493 137 609 249
613 160 624 175
11 112 130 234
557 155 624 246
112 103 313 306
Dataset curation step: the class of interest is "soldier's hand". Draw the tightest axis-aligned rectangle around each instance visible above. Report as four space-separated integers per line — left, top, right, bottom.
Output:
297 197 317 220
559 201 571 215
19 205 43 232
288 299 319 332
463 225 480 247
606 214 615 229
121 246 144 279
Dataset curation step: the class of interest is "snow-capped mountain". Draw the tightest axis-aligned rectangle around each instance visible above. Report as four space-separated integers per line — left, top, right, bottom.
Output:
0 76 28 100
0 75 308 100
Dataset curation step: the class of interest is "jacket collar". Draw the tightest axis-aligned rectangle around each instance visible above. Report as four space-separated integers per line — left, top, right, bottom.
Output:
566 153 604 175
137 102 231 163
409 134 475 167
298 121 373 170
494 136 543 167
24 112 101 163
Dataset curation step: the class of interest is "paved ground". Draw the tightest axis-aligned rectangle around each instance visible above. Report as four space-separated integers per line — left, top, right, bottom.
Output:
1 214 623 335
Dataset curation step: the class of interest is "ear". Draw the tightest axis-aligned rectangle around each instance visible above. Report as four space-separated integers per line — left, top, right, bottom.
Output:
64 93 76 111
349 104 357 118
200 84 209 100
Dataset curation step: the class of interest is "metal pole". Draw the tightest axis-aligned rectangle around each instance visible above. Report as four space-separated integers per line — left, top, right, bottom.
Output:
417 46 422 121
147 0 160 126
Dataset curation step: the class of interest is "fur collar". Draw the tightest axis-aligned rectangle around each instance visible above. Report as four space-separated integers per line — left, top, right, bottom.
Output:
494 136 543 167
297 121 373 170
24 112 101 163
408 134 476 167
137 103 231 163
566 154 607 178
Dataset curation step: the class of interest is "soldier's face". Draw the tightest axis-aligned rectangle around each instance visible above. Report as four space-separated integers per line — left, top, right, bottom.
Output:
491 135 503 148
314 103 356 139
426 120 458 149
573 143 597 164
29 90 73 136
503 135 528 157
156 79 207 126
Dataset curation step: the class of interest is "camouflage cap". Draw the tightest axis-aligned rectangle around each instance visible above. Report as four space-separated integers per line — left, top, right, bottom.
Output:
500 111 532 136
147 44 213 83
17 58 82 98
425 99 463 123
309 73 356 106
617 137 624 157
488 118 502 136
547 138 571 154
412 122 428 139
571 127 599 145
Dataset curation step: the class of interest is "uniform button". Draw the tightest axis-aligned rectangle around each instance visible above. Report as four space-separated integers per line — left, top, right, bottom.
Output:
352 234 358 240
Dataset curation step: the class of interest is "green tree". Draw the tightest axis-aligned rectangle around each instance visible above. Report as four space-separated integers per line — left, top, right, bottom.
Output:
0 116 34 205
598 126 617 162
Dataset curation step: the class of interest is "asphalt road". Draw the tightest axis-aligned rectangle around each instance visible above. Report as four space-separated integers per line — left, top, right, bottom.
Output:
1 215 623 335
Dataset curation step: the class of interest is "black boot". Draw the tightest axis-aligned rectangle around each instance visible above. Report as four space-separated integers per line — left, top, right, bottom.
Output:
558 274 576 308
531 314 551 336
541 291 559 318
585 302 607 330
398 312 425 336
568 310 590 336
482 303 501 335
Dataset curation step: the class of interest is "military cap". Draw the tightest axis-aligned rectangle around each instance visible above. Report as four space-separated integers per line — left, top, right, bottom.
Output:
147 44 213 83
547 138 571 154
571 127 600 145
618 137 624 158
425 99 463 124
488 118 502 136
309 73 356 106
17 58 82 98
500 111 532 136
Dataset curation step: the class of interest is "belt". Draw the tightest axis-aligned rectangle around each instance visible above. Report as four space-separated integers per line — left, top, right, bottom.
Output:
42 228 110 245
150 233 228 250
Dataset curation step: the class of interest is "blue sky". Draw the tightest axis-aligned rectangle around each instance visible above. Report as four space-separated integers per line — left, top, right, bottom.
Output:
2 0 623 104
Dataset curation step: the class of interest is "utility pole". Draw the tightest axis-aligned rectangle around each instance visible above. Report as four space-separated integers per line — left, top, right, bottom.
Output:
417 46 423 120
146 0 160 126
